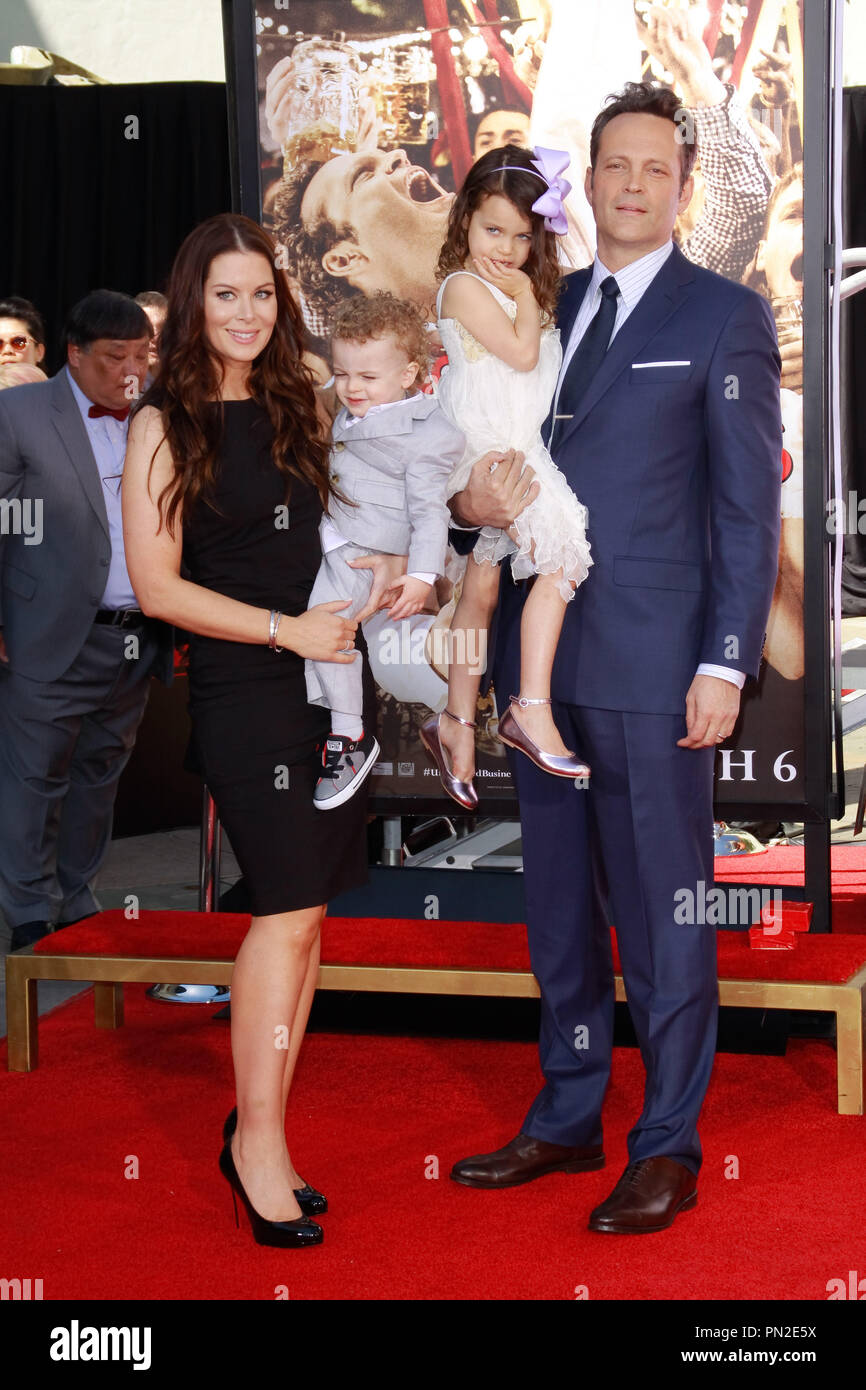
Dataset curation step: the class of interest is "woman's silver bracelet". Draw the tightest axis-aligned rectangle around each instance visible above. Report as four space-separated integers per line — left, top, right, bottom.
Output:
268 609 283 652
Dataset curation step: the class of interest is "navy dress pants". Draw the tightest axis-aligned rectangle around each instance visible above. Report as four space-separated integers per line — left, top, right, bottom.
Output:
512 701 717 1174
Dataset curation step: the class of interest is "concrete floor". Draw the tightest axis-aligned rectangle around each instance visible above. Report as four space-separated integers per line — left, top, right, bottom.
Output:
3 616 866 1038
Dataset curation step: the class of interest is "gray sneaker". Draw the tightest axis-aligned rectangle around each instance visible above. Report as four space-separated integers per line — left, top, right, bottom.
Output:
313 730 380 810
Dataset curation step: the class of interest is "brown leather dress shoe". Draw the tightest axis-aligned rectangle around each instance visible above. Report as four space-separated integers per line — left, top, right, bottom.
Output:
588 1156 697 1234
451 1134 605 1189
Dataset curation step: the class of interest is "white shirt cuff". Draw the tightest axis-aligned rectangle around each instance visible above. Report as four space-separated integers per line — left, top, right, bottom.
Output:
320 517 349 553
408 572 436 587
697 663 746 689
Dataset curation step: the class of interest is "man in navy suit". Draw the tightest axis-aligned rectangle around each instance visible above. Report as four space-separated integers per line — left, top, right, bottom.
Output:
448 83 782 1233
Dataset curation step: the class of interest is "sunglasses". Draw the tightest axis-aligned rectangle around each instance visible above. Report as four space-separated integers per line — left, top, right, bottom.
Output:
0 335 35 352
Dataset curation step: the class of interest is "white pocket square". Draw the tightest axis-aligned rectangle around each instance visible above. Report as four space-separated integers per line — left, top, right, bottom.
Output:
632 360 692 368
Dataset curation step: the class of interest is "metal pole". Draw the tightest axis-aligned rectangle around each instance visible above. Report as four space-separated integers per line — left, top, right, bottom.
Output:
147 785 230 1003
381 816 403 866
199 786 222 913
804 820 832 933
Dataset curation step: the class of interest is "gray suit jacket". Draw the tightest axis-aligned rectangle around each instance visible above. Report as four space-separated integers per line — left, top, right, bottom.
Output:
325 393 465 575
0 369 173 683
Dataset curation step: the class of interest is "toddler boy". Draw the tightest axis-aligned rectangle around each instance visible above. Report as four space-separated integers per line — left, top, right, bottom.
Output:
306 294 465 808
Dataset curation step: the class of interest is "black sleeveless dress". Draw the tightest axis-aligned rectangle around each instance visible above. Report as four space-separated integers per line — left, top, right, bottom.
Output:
182 398 369 915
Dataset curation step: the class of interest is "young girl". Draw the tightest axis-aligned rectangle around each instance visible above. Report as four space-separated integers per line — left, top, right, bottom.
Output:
420 144 593 808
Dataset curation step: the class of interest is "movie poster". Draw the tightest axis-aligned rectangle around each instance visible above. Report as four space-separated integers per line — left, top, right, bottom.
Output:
250 0 806 809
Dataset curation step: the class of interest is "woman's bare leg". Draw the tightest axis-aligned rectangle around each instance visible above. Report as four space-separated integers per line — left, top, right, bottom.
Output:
279 928 321 1189
229 904 324 1221
512 570 574 757
439 557 500 781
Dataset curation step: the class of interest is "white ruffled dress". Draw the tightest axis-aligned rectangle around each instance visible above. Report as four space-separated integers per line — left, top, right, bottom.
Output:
435 271 592 601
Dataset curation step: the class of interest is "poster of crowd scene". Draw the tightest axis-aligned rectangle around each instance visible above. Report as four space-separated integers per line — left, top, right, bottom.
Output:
252 0 806 809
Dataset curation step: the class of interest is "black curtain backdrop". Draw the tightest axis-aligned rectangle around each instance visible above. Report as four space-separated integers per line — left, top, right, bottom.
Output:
841 86 866 614
0 81 231 834
0 82 231 369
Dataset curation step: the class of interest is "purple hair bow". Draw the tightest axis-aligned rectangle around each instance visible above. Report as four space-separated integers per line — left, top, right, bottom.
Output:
530 147 572 236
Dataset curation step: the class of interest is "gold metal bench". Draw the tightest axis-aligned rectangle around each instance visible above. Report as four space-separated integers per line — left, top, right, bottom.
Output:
6 944 865 1115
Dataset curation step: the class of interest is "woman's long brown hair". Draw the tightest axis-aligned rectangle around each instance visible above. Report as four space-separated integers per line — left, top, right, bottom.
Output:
137 213 329 535
436 145 562 322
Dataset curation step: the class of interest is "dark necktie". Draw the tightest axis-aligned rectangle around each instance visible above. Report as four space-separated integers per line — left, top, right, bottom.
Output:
88 403 130 422
548 275 619 450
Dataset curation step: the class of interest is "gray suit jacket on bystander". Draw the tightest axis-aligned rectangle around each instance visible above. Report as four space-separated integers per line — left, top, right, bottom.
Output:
0 369 173 683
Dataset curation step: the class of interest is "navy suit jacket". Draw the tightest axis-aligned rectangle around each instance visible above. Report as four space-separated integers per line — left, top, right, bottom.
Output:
481 244 782 716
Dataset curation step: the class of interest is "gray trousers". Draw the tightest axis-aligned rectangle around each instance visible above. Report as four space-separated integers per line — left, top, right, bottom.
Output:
0 621 158 929
305 542 377 722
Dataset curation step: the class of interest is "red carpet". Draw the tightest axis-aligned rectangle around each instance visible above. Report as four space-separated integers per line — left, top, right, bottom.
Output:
35 910 866 984
715 843 866 933
2 984 864 1301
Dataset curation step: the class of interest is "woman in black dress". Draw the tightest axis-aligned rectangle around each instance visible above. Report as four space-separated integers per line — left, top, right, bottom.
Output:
123 214 400 1247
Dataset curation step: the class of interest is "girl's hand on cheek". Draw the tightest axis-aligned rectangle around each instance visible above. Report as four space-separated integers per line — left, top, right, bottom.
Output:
472 257 533 301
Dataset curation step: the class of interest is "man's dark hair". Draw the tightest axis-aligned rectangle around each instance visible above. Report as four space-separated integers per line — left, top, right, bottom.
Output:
64 289 152 351
0 296 46 345
272 159 358 330
468 101 531 152
134 290 168 312
589 81 697 188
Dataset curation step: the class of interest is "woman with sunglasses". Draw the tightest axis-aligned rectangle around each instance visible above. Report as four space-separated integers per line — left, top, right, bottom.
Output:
0 298 47 370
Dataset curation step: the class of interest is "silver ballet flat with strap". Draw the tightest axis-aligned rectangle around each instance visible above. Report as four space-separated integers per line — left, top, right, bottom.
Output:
497 695 591 779
419 708 479 810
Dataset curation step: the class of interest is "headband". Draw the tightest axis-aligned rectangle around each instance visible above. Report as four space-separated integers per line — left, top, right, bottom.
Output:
489 146 572 236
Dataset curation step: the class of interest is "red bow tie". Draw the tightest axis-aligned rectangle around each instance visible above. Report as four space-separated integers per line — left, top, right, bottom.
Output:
88 403 130 422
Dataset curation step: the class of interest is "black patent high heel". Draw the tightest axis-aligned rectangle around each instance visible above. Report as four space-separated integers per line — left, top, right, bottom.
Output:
219 1141 323 1248
223 1108 328 1216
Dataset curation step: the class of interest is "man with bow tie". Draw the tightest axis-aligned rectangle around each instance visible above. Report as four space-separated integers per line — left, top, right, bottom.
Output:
0 290 172 952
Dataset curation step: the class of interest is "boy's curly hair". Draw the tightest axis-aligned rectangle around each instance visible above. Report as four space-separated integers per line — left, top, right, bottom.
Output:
331 292 430 388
